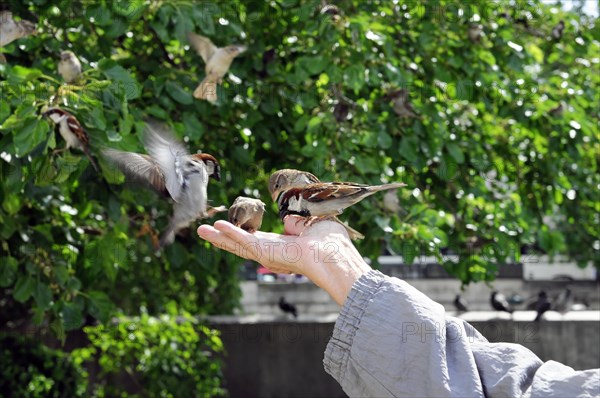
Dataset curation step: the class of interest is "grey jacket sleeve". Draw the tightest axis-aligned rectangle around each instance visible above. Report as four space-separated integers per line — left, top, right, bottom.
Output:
323 270 600 397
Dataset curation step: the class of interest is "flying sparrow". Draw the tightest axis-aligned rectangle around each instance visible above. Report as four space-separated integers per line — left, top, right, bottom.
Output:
102 123 223 247
187 32 247 102
42 107 99 172
228 196 266 232
58 50 82 84
269 169 406 238
0 10 35 47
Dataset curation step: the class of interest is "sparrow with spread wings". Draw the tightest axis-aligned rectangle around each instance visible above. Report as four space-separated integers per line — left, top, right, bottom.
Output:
0 10 35 63
187 32 247 102
103 123 225 247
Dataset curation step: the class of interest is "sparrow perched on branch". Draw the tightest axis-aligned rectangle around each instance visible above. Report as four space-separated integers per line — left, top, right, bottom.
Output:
187 32 247 102
43 107 99 172
58 50 82 84
551 20 565 40
102 123 224 247
228 196 266 232
468 23 483 43
384 89 420 119
269 169 406 237
0 10 35 47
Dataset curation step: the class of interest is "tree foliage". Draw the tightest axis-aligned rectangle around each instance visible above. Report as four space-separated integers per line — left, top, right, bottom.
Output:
1 0 598 339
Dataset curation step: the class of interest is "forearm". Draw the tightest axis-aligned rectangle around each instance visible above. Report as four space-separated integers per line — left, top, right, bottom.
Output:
324 270 482 397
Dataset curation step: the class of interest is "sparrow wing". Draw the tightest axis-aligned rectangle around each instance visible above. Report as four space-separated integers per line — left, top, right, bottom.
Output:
65 114 89 146
143 123 189 202
102 148 166 195
301 182 368 202
187 32 217 63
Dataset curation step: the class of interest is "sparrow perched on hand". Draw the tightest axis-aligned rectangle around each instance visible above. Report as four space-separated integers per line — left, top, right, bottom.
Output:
187 32 247 102
0 10 35 47
43 107 99 172
269 169 406 236
58 50 82 84
268 169 363 239
102 123 223 247
228 196 266 232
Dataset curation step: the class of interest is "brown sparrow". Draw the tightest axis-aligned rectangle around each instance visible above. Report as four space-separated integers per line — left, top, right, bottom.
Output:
384 89 419 119
58 50 82 84
269 169 401 239
42 107 99 172
187 32 247 102
102 123 223 247
228 196 266 232
468 23 483 43
277 181 406 219
551 20 564 40
0 10 35 47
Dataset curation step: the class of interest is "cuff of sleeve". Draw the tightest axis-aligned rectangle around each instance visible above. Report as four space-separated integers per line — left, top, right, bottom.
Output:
323 269 385 382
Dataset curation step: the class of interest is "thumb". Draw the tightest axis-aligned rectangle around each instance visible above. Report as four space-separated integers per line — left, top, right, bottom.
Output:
283 215 307 236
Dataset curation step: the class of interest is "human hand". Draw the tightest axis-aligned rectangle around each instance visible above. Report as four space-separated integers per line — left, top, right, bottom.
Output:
197 216 371 305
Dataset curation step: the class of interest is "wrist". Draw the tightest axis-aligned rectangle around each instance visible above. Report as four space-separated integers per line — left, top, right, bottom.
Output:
308 239 371 306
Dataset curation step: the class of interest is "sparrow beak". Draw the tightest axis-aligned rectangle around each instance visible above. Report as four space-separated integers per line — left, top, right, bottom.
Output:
270 189 283 202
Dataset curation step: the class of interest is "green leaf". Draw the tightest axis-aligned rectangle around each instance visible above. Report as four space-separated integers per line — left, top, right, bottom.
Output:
478 51 496 66
13 275 34 302
6 65 42 84
446 143 464 164
399 137 418 163
2 194 22 215
526 43 544 63
344 64 365 92
62 302 84 330
166 81 193 105
98 58 141 100
12 118 49 157
87 291 113 323
0 101 10 122
0 256 18 287
182 112 205 140
377 131 392 149
33 281 53 310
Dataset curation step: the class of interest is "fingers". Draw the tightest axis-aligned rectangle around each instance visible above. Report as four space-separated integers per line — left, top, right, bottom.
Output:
198 221 264 262
196 224 239 253
213 220 258 246
283 215 308 235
